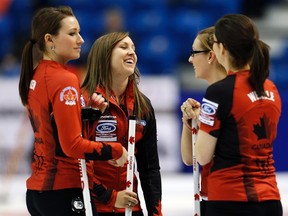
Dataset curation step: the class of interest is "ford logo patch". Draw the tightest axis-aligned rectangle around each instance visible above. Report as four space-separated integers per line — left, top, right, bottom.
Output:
201 103 216 115
96 123 116 133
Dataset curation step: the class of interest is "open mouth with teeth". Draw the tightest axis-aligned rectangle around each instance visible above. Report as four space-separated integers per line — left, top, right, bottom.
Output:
125 59 134 64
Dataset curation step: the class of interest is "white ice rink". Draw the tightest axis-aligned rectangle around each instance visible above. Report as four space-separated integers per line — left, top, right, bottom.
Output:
0 172 287 216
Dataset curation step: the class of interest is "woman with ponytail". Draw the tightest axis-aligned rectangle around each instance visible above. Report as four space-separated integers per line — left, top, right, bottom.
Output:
189 14 283 216
18 6 127 215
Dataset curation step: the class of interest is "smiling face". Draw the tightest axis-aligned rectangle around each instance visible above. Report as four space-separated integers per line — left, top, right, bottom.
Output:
47 16 84 64
188 37 211 80
110 36 137 80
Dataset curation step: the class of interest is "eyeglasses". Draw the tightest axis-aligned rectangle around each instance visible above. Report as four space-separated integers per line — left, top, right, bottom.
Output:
190 49 210 57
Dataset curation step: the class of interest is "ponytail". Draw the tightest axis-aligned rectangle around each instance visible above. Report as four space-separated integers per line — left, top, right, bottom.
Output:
249 40 270 97
19 6 74 106
19 40 34 106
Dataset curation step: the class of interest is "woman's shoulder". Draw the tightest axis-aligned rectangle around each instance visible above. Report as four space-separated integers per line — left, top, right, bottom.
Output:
39 61 80 93
207 76 232 92
205 76 235 102
44 62 78 81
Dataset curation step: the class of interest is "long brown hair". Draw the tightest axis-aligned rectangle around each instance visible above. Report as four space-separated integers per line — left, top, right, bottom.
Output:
215 14 270 97
18 6 74 105
81 32 153 120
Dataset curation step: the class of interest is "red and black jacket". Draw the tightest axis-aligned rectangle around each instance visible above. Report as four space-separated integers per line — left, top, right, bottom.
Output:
199 70 281 202
85 81 162 215
26 60 122 191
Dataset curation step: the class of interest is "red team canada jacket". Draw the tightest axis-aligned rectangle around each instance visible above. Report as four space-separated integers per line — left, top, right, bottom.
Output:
84 81 162 215
199 70 281 202
26 60 123 191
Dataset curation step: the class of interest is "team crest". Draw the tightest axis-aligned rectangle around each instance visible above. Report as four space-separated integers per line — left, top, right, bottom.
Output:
60 86 78 106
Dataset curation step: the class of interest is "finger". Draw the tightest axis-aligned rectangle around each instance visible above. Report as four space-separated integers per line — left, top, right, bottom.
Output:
90 95 106 110
184 109 197 120
187 98 201 108
93 97 105 106
95 94 104 102
128 196 139 206
115 157 127 167
98 101 108 113
181 105 186 113
181 102 189 113
128 201 132 207
91 93 104 102
184 101 193 112
107 160 121 167
90 93 99 101
127 201 134 208
126 191 137 198
90 94 100 106
126 199 137 208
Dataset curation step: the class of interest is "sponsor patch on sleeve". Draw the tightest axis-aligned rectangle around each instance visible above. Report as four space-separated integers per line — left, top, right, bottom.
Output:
79 94 86 107
199 98 219 126
29 80 37 90
60 86 78 106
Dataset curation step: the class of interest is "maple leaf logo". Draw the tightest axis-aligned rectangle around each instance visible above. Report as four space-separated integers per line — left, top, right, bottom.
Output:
194 193 200 200
60 87 78 106
253 115 268 140
192 127 198 135
126 180 132 188
129 136 135 144
63 89 77 104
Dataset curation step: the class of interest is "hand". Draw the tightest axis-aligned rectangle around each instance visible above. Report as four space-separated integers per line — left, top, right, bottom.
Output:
181 98 201 129
115 190 138 208
89 93 108 113
111 147 128 167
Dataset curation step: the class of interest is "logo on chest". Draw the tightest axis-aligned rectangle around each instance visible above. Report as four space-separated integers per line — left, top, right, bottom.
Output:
96 122 117 133
95 118 117 141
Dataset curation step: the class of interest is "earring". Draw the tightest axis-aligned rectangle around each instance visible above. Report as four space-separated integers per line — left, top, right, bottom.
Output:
51 46 55 51
208 61 211 64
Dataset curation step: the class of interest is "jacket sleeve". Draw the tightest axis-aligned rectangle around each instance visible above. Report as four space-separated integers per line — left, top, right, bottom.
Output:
136 104 162 216
48 71 123 160
91 175 116 206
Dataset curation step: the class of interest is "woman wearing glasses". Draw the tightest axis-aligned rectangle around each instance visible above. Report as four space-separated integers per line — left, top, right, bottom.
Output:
180 26 226 215
191 14 282 216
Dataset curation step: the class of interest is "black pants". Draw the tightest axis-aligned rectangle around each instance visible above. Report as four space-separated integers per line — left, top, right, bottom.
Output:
98 211 143 216
205 200 283 216
201 200 207 216
26 188 97 216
